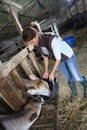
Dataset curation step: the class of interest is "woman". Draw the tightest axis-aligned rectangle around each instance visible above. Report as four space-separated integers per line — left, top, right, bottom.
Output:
22 24 87 98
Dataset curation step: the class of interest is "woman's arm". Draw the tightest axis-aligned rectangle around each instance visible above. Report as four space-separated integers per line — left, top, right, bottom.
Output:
49 37 61 81
49 60 60 81
43 56 49 78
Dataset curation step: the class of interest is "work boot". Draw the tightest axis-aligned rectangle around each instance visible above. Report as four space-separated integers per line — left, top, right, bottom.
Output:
80 76 87 97
68 81 77 100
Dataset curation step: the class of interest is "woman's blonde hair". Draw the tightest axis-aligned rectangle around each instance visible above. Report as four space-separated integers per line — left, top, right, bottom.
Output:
31 21 42 33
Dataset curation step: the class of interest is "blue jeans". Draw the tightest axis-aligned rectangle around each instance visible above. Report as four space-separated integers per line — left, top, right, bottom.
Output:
59 54 84 83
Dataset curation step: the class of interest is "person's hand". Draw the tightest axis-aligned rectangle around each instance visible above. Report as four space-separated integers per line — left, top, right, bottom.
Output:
42 71 48 78
49 73 54 83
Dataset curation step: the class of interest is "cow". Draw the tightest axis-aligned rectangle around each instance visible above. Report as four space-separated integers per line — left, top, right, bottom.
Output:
23 74 51 99
0 74 58 130
23 74 58 102
0 99 43 130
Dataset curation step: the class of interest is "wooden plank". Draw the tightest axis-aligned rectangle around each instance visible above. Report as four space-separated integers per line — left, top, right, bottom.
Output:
20 58 33 78
10 69 27 91
32 51 43 72
0 79 25 111
9 8 23 36
0 48 28 80
28 51 42 77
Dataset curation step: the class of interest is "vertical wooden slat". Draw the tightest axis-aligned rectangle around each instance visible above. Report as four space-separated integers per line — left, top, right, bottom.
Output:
0 79 25 111
32 51 43 73
10 69 26 91
20 58 33 78
28 50 42 77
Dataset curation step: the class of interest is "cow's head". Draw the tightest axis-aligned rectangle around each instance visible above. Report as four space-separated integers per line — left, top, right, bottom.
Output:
23 74 51 98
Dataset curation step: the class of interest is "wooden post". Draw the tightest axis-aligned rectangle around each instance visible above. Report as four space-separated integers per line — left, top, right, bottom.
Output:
9 8 23 36
9 7 42 77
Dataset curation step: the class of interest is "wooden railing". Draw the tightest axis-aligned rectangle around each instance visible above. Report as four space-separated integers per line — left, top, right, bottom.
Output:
0 46 42 111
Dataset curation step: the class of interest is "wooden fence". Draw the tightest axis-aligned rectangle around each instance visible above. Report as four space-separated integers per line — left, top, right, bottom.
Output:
0 46 42 111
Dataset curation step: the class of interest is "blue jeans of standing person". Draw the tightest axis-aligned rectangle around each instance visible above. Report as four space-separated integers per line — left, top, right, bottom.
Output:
59 54 84 83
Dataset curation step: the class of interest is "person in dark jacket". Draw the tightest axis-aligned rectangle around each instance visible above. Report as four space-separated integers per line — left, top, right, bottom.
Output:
22 25 87 98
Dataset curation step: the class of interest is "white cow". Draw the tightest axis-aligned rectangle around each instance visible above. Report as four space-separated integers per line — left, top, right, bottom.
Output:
0 74 57 130
23 74 51 99
0 99 42 130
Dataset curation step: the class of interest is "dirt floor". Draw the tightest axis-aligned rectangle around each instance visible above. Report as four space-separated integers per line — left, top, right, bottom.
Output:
31 28 87 130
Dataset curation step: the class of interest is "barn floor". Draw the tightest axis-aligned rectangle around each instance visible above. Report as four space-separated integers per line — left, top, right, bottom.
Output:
30 28 87 130
59 43 87 130
58 28 87 130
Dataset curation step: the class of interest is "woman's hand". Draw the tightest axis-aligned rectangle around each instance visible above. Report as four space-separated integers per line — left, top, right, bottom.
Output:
49 72 54 82
49 60 60 82
42 71 48 78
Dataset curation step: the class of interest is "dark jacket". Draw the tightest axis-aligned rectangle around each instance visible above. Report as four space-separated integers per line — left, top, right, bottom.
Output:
37 33 68 62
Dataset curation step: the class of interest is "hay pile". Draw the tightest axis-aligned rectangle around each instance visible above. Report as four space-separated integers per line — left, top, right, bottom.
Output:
59 97 87 130
59 40 87 130
31 97 58 130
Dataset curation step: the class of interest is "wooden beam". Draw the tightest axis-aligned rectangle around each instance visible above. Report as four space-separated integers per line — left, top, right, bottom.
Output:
9 8 23 36
28 51 42 77
1 0 23 10
0 48 28 80
20 58 33 78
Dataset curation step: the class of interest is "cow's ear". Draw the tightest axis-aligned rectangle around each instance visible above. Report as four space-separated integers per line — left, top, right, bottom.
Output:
29 74 39 80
